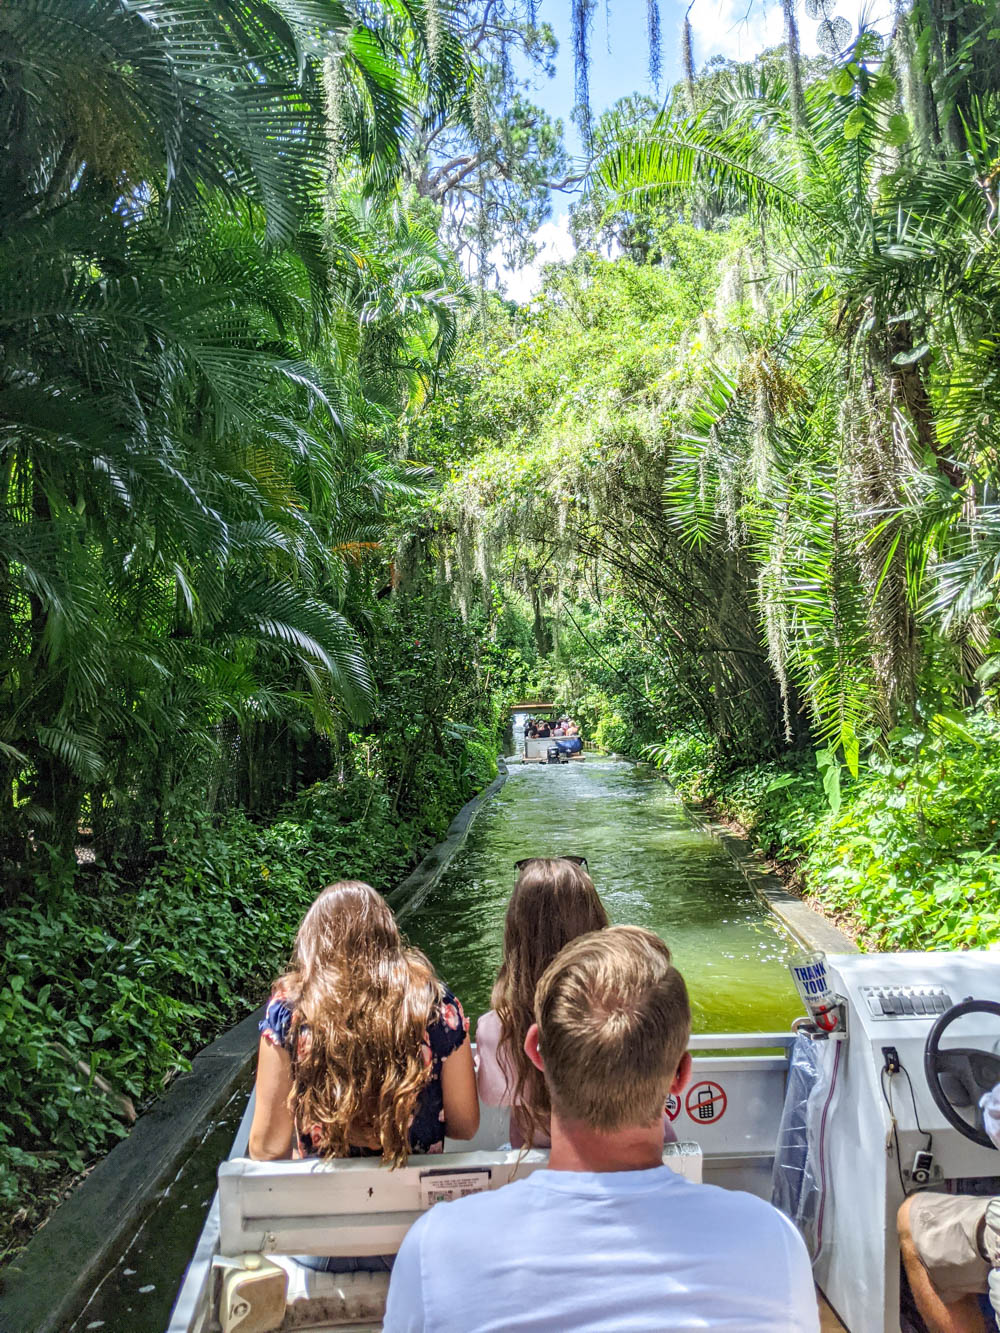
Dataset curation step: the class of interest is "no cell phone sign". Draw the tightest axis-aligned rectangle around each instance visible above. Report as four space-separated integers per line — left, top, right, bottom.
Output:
685 1080 727 1124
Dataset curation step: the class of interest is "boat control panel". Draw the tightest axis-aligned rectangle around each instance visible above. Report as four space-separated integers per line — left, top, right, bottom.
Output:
858 984 953 1019
812 951 1000 1333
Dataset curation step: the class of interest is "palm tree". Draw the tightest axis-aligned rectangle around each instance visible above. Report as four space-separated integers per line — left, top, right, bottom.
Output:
0 0 469 880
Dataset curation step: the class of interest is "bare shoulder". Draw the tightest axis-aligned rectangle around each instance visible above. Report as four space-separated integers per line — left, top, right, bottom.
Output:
475 1009 500 1044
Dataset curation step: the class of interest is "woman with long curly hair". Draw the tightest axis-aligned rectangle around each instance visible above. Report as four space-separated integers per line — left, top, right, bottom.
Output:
249 882 479 1232
475 857 610 1148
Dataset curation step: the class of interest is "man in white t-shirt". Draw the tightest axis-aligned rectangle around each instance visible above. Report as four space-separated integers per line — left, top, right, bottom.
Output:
383 925 819 1332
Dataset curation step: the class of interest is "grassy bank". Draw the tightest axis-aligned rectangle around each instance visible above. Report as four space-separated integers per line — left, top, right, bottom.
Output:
647 713 1000 954
0 742 496 1263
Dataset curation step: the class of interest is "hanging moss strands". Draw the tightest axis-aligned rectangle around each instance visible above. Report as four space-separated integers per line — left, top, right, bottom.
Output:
647 0 662 90
782 0 806 135
323 52 346 202
681 10 696 111
425 0 442 71
572 0 597 138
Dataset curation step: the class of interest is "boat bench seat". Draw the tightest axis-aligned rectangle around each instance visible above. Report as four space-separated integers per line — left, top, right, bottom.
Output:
214 1142 702 1332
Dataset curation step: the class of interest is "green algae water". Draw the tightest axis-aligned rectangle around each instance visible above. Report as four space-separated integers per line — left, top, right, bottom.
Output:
68 756 803 1332
405 757 803 1033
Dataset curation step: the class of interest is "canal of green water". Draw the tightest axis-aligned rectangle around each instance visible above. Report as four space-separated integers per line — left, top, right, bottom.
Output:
69 754 803 1332
406 757 803 1033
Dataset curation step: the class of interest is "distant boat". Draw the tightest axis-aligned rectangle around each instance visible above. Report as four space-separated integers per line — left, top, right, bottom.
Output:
522 734 584 764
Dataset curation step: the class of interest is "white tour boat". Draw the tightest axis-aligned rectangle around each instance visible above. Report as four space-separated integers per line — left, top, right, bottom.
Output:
168 950 1000 1333
521 733 585 763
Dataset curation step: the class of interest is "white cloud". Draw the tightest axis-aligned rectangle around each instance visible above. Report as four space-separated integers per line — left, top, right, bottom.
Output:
687 0 893 66
493 214 577 305
688 0 792 63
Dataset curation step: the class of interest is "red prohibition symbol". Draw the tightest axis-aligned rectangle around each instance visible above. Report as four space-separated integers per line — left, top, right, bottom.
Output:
685 1080 727 1124
664 1093 681 1121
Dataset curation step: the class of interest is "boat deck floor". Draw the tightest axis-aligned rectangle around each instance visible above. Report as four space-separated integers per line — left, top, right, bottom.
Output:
226 1287 849 1333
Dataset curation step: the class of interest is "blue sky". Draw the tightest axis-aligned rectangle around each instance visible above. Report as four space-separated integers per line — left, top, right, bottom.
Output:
497 0 790 294
520 0 799 178
522 0 682 165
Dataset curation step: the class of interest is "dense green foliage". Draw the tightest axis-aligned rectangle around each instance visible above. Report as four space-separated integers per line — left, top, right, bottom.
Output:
649 710 1000 953
0 0 513 1258
424 0 1000 955
9 0 1000 1277
0 0 472 884
0 587 501 1255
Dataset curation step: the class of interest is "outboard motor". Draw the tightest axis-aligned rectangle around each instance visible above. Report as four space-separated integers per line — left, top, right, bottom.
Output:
546 745 560 764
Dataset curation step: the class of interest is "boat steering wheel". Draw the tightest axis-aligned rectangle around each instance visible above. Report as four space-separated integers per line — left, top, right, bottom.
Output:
924 999 1000 1150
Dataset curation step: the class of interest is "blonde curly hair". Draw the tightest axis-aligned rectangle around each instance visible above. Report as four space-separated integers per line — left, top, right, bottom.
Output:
277 881 442 1168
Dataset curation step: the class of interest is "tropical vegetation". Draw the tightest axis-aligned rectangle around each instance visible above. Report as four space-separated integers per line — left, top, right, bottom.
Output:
7 0 1000 1272
425 0 1000 956
0 0 507 1253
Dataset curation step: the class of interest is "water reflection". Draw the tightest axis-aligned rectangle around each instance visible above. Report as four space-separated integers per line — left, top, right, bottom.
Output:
405 758 803 1033
69 1082 250 1333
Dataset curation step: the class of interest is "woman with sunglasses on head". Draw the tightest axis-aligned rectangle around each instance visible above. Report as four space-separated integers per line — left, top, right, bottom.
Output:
475 856 610 1148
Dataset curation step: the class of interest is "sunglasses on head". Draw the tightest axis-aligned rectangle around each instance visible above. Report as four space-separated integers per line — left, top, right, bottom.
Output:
514 855 588 872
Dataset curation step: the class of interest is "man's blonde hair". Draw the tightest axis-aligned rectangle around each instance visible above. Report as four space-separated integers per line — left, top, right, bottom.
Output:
533 925 690 1132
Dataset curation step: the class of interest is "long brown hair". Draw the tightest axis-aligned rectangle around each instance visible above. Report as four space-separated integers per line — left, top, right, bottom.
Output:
491 858 609 1145
276 881 441 1168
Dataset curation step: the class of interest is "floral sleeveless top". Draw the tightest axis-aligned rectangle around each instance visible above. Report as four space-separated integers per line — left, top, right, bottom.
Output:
260 985 469 1156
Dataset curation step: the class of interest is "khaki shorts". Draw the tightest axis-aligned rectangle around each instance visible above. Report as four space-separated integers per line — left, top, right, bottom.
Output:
909 1193 1000 1305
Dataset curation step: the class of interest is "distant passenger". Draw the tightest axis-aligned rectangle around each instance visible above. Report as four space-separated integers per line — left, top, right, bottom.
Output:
565 719 579 736
537 719 551 737
249 882 479 1271
526 719 538 738
385 926 819 1331
476 856 610 1147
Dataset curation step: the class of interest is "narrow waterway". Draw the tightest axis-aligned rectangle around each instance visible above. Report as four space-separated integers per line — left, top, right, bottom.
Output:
405 756 803 1033
69 754 803 1332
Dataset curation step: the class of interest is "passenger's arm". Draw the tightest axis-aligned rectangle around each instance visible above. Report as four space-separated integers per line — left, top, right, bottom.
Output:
248 1036 296 1160
441 1039 480 1140
474 1011 512 1107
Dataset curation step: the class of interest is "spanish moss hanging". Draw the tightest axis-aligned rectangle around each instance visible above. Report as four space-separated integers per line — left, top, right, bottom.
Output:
322 52 346 205
647 0 662 90
425 0 441 70
572 0 596 141
781 0 806 135
681 10 696 111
